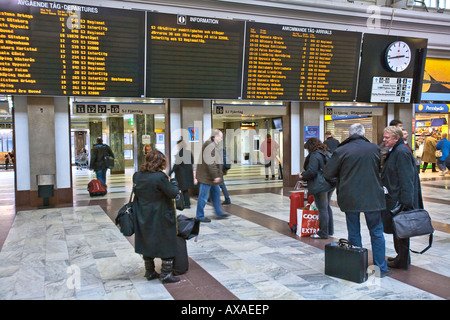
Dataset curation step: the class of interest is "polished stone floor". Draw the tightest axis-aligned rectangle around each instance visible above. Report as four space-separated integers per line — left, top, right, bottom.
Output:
0 165 449 300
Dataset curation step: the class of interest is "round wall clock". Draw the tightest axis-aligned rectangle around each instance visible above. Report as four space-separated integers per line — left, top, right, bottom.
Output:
385 41 411 72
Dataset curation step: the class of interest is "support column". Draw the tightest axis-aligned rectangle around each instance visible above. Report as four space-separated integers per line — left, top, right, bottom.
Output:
108 117 124 174
89 121 103 152
13 96 72 208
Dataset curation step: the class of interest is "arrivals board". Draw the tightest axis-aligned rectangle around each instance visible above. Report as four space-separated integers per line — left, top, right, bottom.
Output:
146 12 244 99
242 22 362 101
0 0 145 97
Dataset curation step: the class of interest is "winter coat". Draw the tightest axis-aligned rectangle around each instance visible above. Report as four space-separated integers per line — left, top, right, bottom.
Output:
260 138 279 160
323 134 386 213
301 150 334 195
170 148 194 191
196 139 223 185
90 143 114 170
133 171 179 259
436 138 450 162
421 136 437 163
381 139 423 233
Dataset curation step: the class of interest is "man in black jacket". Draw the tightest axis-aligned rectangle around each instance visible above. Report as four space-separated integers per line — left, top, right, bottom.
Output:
323 131 339 153
324 123 390 277
90 137 114 186
381 126 423 270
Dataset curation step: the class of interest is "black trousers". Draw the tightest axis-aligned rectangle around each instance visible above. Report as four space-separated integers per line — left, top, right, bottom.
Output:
422 162 436 172
393 235 410 268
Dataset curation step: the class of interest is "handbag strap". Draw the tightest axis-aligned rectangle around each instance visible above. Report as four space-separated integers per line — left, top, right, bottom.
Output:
128 185 136 204
410 234 433 254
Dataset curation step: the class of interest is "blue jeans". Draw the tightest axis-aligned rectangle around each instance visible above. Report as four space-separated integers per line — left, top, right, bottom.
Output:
196 183 227 219
345 211 388 273
220 181 231 203
95 168 107 186
313 190 334 238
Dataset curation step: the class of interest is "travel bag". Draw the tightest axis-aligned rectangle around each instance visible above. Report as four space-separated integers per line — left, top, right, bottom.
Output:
325 239 368 283
87 179 107 196
173 235 189 275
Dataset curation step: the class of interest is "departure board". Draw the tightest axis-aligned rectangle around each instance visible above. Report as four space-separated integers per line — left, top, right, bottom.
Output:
0 0 144 97
243 22 362 101
147 12 244 99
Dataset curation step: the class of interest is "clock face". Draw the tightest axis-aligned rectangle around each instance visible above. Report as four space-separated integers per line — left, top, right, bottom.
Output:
386 41 411 72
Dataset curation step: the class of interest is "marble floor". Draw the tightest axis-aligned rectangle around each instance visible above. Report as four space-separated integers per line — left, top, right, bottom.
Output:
0 165 449 300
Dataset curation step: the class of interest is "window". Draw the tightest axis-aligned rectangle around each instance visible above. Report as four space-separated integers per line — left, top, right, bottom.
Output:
414 0 448 9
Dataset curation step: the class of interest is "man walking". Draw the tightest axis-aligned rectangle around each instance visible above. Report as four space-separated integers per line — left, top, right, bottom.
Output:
324 123 390 277
90 137 114 187
194 129 230 222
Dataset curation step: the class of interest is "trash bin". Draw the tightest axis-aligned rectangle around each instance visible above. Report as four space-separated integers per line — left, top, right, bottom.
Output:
37 174 55 207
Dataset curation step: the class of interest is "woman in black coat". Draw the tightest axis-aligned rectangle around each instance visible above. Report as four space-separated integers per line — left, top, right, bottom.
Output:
170 139 194 208
133 150 180 283
381 126 423 270
299 138 335 239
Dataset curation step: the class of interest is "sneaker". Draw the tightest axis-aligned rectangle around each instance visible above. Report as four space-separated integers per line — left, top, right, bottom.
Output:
310 233 327 239
379 269 392 278
197 217 211 223
216 213 230 219
222 201 231 205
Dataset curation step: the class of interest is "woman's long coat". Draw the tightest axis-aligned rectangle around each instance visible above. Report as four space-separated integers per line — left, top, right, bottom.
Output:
421 135 437 163
171 148 194 191
133 171 179 259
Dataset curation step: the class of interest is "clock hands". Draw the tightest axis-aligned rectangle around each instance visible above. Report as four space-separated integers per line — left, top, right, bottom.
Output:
388 55 406 59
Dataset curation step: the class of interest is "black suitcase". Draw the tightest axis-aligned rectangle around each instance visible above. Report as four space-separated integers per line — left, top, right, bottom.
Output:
173 235 189 275
324 239 368 283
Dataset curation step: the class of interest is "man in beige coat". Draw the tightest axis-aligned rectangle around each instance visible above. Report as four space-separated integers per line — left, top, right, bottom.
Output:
421 132 438 173
194 129 230 222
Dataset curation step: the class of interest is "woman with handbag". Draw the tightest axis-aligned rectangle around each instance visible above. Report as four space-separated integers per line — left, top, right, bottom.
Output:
381 126 423 270
298 138 336 239
133 150 181 283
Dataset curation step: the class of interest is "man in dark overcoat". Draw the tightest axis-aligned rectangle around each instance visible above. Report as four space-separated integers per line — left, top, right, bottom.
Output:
381 126 423 270
323 123 390 277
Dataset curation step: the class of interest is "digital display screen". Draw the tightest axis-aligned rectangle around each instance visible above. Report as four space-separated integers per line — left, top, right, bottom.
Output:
0 0 145 97
243 22 362 101
146 12 244 99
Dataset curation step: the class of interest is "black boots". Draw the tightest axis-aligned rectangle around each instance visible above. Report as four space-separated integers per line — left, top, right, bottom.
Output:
144 259 159 280
144 258 180 283
160 259 180 283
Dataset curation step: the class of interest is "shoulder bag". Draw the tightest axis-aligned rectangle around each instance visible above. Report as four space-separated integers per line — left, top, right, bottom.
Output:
392 208 434 254
115 187 135 237
177 214 200 240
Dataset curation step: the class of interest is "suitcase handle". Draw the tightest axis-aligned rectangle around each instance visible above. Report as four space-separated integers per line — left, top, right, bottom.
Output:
338 239 352 248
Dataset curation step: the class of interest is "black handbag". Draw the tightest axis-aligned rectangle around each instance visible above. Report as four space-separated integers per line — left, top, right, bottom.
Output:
325 239 368 283
175 191 185 211
177 214 200 240
115 187 135 237
392 208 434 254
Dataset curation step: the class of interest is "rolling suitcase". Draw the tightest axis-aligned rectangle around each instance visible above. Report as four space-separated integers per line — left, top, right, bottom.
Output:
173 235 189 275
288 183 314 232
325 239 368 283
87 179 107 197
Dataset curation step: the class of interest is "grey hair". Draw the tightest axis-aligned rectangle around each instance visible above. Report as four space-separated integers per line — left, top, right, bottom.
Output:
384 126 403 139
348 123 365 137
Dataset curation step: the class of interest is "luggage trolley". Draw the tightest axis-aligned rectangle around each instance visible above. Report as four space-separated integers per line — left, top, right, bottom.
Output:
75 153 88 170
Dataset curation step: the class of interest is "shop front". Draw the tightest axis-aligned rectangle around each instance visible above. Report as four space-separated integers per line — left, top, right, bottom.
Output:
414 103 449 156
